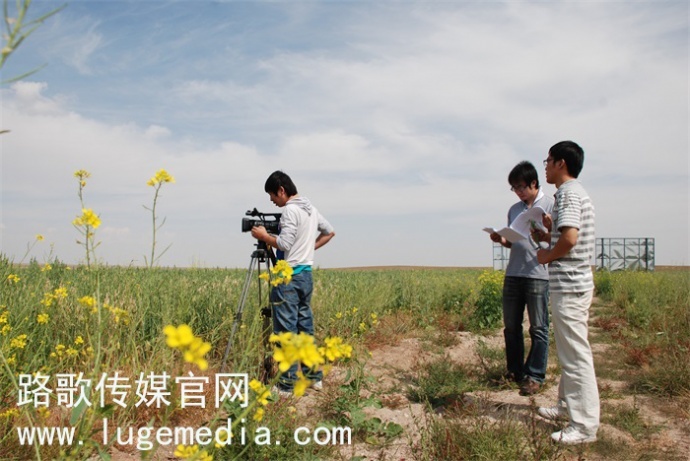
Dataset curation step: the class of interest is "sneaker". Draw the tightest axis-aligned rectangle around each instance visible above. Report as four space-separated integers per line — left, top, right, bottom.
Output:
538 406 568 421
551 426 597 445
519 377 541 396
271 385 293 398
312 380 323 391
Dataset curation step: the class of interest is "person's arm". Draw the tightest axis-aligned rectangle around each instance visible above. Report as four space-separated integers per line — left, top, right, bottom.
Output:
537 226 578 264
315 231 335 250
314 210 335 250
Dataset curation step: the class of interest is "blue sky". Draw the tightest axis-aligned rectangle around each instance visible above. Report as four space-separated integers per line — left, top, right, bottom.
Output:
1 0 688 268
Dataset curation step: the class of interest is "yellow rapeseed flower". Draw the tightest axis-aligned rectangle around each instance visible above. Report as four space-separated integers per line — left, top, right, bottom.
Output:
36 234 45 241
74 170 91 180
6 274 20 284
0 408 20 419
147 169 175 186
249 379 270 406
73 208 101 229
164 324 212 371
319 336 353 362
74 336 84 345
10 334 27 349
164 324 195 348
37 313 49 324
253 407 265 422
293 372 311 397
78 296 96 308
174 444 198 458
270 331 324 372
41 264 52 272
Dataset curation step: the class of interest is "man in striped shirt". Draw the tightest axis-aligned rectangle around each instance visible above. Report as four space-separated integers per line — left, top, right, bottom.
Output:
533 141 599 445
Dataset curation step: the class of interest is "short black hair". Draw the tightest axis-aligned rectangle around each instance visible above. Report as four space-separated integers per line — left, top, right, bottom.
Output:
549 141 584 178
264 170 298 196
508 161 540 189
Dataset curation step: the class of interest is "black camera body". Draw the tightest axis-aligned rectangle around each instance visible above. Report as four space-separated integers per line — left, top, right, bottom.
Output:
241 208 281 234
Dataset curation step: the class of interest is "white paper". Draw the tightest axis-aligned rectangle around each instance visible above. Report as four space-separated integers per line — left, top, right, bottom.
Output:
484 206 547 244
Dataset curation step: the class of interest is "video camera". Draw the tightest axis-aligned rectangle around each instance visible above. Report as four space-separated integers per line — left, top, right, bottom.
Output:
241 208 281 234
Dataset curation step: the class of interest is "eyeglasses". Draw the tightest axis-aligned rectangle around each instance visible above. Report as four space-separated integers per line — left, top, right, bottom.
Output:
543 158 555 166
510 184 529 193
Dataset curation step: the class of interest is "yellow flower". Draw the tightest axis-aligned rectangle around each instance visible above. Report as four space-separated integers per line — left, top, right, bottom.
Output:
0 408 19 419
78 296 96 308
183 337 211 371
10 334 27 349
37 313 49 324
36 234 45 241
249 379 270 406
66 347 79 357
293 372 311 397
74 170 90 180
359 322 367 332
73 208 101 229
270 332 324 373
1 325 11 336
164 324 211 371
53 287 68 299
335 312 343 319
264 260 294 286
253 407 265 422
371 313 379 325
74 336 84 345
164 324 195 348
174 444 198 458
319 336 353 362
41 264 52 272
147 169 175 186
5 354 16 366
6 274 20 284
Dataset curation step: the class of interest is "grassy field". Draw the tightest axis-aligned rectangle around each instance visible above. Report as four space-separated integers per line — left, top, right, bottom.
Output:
1 256 688 460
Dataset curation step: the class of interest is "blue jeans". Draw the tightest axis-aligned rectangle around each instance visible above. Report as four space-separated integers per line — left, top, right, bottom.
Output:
502 276 550 383
270 270 322 390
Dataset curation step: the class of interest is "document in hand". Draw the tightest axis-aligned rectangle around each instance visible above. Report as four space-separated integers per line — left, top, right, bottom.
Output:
483 206 548 244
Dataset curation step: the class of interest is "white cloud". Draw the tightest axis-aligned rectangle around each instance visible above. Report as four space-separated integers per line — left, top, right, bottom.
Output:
1 1 687 267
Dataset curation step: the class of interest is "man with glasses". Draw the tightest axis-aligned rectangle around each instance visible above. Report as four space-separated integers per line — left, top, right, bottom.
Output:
532 141 599 445
489 161 554 396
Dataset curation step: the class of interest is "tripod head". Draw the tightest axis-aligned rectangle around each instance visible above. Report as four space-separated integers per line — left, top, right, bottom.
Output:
252 239 277 266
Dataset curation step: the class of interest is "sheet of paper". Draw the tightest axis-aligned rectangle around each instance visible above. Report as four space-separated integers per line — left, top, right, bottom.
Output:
484 206 547 244
483 226 527 243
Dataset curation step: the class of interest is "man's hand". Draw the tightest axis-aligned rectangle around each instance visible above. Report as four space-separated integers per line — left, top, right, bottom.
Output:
537 248 551 264
541 213 553 231
250 225 269 242
489 232 509 248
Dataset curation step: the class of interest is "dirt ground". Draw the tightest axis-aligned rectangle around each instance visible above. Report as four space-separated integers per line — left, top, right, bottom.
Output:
312 300 690 461
105 297 690 461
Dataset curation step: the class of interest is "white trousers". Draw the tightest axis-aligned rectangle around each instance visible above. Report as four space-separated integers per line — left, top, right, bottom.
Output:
551 290 600 435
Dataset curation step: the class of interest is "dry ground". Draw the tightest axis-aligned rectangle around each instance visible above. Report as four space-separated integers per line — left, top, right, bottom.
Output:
106 296 690 460
311 298 690 461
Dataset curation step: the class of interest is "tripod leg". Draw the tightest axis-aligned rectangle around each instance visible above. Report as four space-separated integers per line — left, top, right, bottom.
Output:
221 255 258 372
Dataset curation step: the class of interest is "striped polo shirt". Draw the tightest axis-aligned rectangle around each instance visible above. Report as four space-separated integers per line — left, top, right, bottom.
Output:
549 179 595 293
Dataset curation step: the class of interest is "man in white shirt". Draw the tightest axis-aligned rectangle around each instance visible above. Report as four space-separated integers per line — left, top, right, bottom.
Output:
252 171 335 394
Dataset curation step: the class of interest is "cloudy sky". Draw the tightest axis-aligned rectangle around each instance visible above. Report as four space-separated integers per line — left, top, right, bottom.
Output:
1 0 688 268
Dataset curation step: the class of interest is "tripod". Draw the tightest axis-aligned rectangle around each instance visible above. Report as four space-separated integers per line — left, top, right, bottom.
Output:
221 240 276 381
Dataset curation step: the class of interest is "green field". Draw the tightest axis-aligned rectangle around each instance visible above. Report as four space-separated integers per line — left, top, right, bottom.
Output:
1 256 688 460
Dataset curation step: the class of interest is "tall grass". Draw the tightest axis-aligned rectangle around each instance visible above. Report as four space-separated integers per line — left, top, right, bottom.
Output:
0 257 488 459
594 269 690 397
